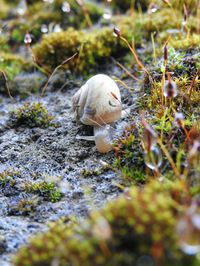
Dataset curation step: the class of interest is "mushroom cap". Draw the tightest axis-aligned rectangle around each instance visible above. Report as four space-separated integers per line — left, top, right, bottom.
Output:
72 74 122 126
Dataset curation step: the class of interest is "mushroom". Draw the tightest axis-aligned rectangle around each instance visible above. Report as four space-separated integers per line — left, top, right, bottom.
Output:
72 74 122 153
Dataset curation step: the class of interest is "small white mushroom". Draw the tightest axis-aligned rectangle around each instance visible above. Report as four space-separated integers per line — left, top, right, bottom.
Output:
72 74 122 153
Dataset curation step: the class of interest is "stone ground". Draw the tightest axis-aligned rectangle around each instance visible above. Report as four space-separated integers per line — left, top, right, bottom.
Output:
0 65 143 265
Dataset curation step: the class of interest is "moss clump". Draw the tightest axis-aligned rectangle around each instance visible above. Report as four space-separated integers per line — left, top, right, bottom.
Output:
113 124 145 184
10 102 53 128
169 34 200 51
158 0 199 14
33 27 119 74
7 0 103 44
0 0 10 19
109 0 199 14
14 180 198 266
0 170 19 188
110 0 149 12
0 52 30 80
33 7 200 74
24 181 62 203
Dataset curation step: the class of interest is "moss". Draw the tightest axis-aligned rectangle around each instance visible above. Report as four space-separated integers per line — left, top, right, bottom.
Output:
110 0 149 12
4 0 103 47
14 180 198 266
32 7 200 74
81 165 111 178
24 181 62 203
169 34 200 51
0 170 19 188
0 0 10 19
0 35 9 52
10 102 53 128
33 27 119 74
109 0 199 14
0 52 30 80
113 124 145 184
158 0 199 14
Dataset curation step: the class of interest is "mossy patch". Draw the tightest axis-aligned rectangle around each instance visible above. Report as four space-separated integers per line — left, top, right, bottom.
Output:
10 102 53 128
112 124 145 184
14 180 198 266
24 180 62 203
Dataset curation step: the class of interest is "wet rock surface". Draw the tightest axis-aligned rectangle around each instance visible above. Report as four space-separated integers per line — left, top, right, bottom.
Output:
0 70 141 265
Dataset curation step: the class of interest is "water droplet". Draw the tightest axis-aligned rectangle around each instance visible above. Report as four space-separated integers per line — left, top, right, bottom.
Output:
103 9 112 20
24 33 32 44
192 214 200 230
143 124 158 151
62 1 71 12
43 0 54 3
174 112 184 127
177 203 200 255
144 145 162 170
16 0 27 16
148 4 159 14
41 24 48 33
180 243 200 255
182 20 187 26
53 24 62 32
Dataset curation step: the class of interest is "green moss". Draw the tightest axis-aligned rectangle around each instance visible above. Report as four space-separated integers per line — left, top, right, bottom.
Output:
24 181 62 203
0 170 19 188
158 0 199 14
113 124 145 184
110 0 149 12
169 34 200 51
32 7 200 74
0 0 10 19
5 0 103 45
81 165 111 178
33 27 119 74
0 52 30 80
14 180 198 266
10 102 53 128
0 35 9 52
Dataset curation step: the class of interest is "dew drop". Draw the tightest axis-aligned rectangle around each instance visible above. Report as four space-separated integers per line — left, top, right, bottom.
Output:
144 145 162 170
41 24 48 33
53 24 62 32
174 112 184 127
103 9 112 20
62 1 71 13
180 243 200 255
148 4 159 14
16 0 27 16
43 0 54 3
177 204 200 255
